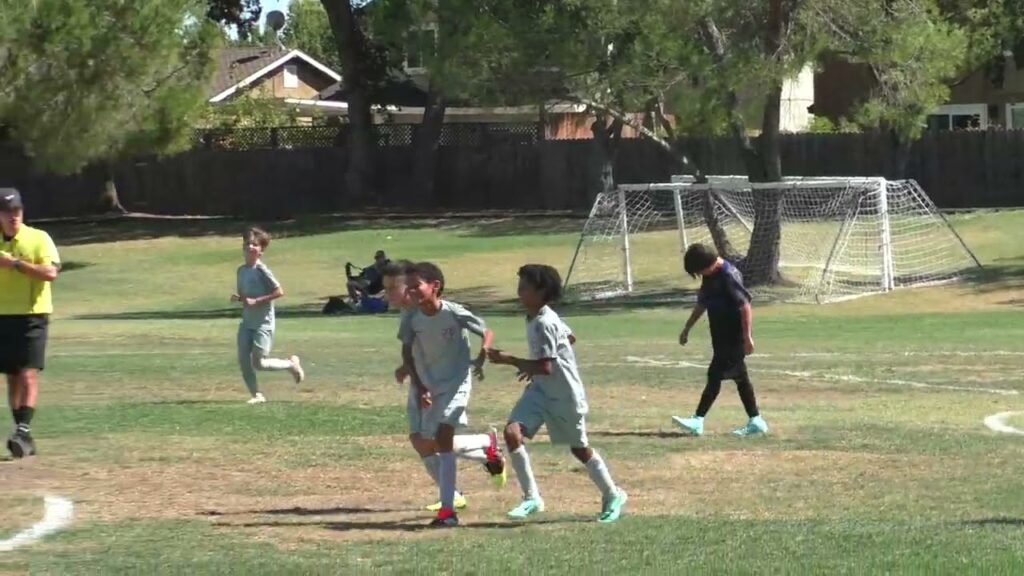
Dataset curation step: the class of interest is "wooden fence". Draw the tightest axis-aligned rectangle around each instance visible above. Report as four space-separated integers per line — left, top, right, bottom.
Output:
3 129 1021 219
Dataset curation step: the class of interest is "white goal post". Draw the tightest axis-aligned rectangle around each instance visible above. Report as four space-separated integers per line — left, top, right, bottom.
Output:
564 176 981 303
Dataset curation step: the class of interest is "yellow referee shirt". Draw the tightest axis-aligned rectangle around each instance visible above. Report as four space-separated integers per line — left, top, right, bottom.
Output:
0 225 60 315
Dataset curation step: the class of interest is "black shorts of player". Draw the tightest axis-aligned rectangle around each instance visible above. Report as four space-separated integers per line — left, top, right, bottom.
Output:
708 349 748 382
0 315 50 374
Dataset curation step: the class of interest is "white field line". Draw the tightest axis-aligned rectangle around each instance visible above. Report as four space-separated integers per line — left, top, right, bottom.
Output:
0 495 74 552
983 412 1024 435
591 356 1020 396
580 343 1024 358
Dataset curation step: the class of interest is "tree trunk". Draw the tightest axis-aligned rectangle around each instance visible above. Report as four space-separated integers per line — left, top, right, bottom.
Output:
740 84 786 286
701 10 790 287
589 114 620 200
887 129 913 178
321 0 375 201
99 162 127 214
411 90 446 206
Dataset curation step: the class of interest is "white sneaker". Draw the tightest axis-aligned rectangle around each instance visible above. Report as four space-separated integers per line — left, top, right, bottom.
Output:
289 355 305 384
247 393 267 404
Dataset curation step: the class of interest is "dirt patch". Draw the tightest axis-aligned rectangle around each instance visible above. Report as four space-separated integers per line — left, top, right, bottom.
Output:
0 436 949 548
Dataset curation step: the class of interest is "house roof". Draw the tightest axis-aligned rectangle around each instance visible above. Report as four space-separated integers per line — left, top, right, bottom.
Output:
207 47 342 103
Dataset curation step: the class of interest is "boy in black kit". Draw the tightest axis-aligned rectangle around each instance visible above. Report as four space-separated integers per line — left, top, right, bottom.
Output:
671 244 768 437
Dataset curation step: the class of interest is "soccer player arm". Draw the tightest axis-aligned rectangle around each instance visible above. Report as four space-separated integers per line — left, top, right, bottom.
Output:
680 304 706 345
4 259 59 281
739 302 754 352
2 234 60 281
401 342 428 394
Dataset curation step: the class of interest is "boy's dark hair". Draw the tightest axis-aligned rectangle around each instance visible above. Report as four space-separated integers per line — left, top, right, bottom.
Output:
518 264 563 303
683 243 718 277
244 227 271 250
381 259 413 278
406 261 445 295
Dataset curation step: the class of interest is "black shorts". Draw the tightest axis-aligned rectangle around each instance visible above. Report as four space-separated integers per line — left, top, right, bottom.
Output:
708 351 747 381
0 315 49 374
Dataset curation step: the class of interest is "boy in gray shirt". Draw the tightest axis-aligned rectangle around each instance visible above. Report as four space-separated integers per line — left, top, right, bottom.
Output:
488 264 627 523
399 262 495 527
231 228 304 404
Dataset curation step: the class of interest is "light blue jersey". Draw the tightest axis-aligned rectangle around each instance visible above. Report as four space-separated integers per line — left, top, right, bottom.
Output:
526 306 588 414
237 261 280 331
398 300 487 395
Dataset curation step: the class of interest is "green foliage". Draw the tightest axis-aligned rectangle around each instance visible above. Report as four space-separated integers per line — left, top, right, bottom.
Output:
195 98 301 130
825 0 968 140
0 0 219 173
281 0 342 71
807 116 863 134
205 0 263 40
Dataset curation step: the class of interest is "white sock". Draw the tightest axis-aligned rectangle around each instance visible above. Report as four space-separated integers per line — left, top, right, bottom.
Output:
453 433 490 463
439 452 457 511
255 357 292 371
421 454 441 486
584 450 618 500
510 446 540 500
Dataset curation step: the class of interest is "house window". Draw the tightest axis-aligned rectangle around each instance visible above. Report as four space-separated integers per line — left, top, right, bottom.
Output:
405 27 437 70
926 104 987 131
1009 104 1024 129
283 64 299 89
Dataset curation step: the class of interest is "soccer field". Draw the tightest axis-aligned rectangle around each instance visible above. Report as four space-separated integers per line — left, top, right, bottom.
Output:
1 211 1023 574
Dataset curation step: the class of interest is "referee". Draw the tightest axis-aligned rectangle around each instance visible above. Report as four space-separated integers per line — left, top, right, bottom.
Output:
0 188 60 458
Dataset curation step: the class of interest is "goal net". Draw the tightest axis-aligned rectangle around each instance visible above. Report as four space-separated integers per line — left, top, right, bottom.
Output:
564 176 981 303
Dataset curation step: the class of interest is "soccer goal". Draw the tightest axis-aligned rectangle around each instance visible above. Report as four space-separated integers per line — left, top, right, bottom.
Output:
564 176 981 303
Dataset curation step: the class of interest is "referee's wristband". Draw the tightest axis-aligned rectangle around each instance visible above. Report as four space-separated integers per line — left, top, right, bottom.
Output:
12 259 22 272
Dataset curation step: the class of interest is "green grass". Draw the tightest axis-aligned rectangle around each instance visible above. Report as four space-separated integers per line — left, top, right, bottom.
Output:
2 211 1023 574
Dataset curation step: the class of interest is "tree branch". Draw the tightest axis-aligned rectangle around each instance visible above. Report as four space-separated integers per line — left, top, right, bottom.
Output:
570 96 703 179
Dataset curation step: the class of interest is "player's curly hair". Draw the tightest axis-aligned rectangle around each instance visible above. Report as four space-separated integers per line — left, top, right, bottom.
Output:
683 243 718 277
518 264 563 304
244 227 271 250
406 261 445 295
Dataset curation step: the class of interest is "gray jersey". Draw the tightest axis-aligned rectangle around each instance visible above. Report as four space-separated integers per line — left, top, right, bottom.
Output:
399 300 487 394
237 261 281 330
526 306 588 414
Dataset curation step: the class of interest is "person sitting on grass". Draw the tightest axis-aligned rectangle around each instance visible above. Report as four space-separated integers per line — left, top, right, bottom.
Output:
346 250 390 305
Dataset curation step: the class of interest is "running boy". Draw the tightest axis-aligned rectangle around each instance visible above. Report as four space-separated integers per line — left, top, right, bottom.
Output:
671 243 768 436
383 262 505 514
487 264 627 523
231 227 304 404
399 262 496 527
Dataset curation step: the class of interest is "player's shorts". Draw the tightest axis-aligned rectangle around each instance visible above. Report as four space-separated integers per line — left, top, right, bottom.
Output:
406 385 469 436
238 326 274 355
0 315 49 373
415 382 471 439
708 351 748 382
509 384 588 448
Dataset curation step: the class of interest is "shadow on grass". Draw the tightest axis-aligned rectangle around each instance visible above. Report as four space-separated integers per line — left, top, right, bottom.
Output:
960 264 1024 306
73 303 329 321
59 260 92 272
41 212 586 247
589 430 692 439
962 264 1024 291
217 516 588 532
200 505 407 517
963 517 1024 527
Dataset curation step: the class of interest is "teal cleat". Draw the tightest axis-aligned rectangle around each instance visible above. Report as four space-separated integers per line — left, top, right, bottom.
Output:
507 498 545 520
671 415 704 436
598 490 628 523
732 416 769 437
